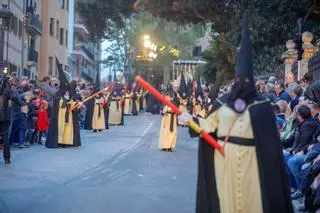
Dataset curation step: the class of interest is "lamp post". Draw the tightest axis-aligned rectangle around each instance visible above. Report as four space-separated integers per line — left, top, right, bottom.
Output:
0 4 13 73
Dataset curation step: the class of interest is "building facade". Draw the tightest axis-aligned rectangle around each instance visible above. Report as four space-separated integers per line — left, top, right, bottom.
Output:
39 0 69 80
0 0 42 79
68 1 101 83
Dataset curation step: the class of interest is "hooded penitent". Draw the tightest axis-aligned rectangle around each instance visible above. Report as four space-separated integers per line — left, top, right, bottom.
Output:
132 82 140 115
190 16 293 213
196 76 203 99
46 57 81 148
124 75 134 115
178 72 189 125
85 72 106 131
178 72 189 98
108 79 124 125
228 16 257 113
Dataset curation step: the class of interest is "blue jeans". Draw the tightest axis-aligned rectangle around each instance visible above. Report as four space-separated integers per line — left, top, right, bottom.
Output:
18 128 26 145
283 150 297 189
287 155 307 190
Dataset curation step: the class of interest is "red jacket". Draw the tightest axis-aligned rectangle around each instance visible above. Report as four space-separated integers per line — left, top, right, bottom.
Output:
36 109 49 131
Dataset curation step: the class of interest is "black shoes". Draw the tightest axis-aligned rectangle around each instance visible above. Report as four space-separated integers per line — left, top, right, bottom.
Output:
4 159 11 164
161 148 173 152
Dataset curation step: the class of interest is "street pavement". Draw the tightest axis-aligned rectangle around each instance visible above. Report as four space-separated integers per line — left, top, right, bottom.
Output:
0 113 198 213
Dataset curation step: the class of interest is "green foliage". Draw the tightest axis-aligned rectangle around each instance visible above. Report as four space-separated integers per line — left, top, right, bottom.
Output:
78 0 320 91
136 0 320 78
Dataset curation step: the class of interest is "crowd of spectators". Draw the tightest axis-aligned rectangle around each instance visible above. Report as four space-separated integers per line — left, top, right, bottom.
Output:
257 73 320 212
0 73 95 150
1 70 320 211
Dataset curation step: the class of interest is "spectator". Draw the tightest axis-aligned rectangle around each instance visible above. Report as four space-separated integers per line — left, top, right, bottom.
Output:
273 104 285 129
35 101 49 144
283 105 319 191
9 77 25 146
290 85 303 112
303 72 314 93
291 105 319 154
309 103 320 121
281 107 299 141
264 83 277 103
277 100 292 120
39 76 57 105
285 71 299 98
39 76 57 116
275 82 292 103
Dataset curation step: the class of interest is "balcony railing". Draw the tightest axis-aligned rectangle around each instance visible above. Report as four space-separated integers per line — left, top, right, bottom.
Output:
81 45 95 61
24 13 42 36
28 50 38 63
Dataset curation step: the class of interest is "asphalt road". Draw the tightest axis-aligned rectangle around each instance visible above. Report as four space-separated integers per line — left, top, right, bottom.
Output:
0 113 199 213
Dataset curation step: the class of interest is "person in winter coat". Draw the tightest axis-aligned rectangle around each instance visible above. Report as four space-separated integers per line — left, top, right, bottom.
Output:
35 101 49 144
283 105 319 189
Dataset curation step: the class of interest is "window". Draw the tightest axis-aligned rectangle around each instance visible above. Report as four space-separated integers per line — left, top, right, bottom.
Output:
66 0 69 11
48 57 53 75
56 20 59 38
18 21 22 38
65 30 68 47
49 18 54 36
65 65 68 72
60 0 65 9
13 17 18 35
193 46 202 57
10 16 14 32
59 28 64 45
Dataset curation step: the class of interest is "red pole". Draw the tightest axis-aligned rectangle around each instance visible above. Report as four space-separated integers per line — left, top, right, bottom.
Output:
135 76 224 154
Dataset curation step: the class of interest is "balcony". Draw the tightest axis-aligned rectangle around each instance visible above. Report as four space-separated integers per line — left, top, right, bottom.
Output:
74 22 89 41
27 50 38 66
81 45 95 61
24 13 42 36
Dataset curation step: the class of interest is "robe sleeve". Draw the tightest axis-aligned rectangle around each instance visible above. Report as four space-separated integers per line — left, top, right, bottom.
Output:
197 109 219 133
189 109 219 137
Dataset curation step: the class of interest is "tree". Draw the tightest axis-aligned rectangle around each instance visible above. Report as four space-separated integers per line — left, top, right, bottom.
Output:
79 0 320 96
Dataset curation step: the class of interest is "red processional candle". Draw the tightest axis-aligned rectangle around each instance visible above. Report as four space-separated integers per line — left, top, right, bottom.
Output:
135 76 223 153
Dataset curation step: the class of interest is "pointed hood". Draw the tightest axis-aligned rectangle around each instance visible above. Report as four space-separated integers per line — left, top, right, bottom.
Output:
196 76 203 98
236 16 254 84
69 80 78 100
187 79 193 97
178 72 189 98
56 57 69 90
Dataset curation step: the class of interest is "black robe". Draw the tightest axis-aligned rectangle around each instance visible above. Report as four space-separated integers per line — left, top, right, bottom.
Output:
84 98 94 130
190 95 293 213
146 94 160 114
139 94 144 111
104 101 109 129
46 89 81 148
132 93 138 116
120 96 125 126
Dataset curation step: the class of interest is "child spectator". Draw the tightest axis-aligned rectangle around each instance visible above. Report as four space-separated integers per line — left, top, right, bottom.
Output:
35 101 49 144
273 104 285 129
17 92 34 148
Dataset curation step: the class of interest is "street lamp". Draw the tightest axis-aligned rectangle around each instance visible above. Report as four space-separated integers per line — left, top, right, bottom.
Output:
143 34 150 40
0 4 13 73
